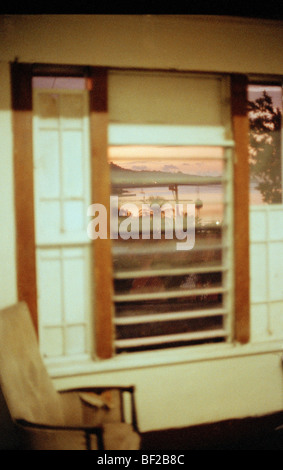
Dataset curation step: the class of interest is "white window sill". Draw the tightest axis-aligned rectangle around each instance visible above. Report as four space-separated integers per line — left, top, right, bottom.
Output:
46 339 283 379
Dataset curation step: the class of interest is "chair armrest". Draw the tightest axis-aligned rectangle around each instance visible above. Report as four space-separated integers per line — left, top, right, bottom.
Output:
59 385 135 394
15 418 104 450
59 385 139 432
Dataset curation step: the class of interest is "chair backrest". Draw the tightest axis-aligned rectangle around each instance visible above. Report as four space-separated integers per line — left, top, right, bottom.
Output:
0 302 64 426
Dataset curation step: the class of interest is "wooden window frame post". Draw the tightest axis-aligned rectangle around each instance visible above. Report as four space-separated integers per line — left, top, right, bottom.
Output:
10 62 38 334
89 67 114 359
231 74 250 344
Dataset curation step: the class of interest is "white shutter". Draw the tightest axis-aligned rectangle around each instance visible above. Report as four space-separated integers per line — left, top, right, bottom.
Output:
109 70 231 145
250 205 283 341
33 88 92 360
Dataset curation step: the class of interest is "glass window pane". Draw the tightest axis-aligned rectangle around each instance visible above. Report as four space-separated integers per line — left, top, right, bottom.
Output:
248 84 282 205
109 144 228 352
33 76 87 89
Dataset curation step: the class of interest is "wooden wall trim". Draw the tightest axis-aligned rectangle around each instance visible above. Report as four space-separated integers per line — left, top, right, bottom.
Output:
89 67 114 359
231 74 250 344
10 62 38 333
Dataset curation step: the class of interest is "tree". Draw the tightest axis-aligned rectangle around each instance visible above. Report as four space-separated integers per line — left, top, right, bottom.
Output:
248 90 282 204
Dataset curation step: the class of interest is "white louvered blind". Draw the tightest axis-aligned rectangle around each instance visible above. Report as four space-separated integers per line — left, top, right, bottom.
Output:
108 71 234 353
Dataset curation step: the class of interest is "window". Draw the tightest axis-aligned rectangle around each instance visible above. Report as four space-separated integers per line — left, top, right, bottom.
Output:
11 64 250 361
108 71 234 353
32 76 92 359
248 81 283 342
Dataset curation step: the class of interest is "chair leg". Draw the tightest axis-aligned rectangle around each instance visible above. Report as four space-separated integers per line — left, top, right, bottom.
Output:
85 428 104 450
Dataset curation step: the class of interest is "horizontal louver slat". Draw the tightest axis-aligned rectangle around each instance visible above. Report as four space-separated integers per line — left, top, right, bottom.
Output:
113 286 226 303
115 308 227 325
111 174 226 187
114 264 227 279
113 242 225 256
115 329 227 349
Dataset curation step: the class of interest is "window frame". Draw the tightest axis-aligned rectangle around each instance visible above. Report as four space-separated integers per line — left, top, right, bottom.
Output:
11 62 250 358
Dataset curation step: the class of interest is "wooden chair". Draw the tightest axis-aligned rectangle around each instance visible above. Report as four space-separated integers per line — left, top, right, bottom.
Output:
0 302 140 450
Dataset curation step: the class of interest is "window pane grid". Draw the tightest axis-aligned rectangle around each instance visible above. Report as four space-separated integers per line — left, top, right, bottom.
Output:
33 84 92 360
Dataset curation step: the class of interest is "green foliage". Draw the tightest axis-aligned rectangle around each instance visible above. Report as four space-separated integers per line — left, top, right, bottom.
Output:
248 90 282 204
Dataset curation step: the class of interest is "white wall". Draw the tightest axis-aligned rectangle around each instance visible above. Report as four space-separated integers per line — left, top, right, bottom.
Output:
51 347 283 432
1 15 283 74
1 15 283 434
